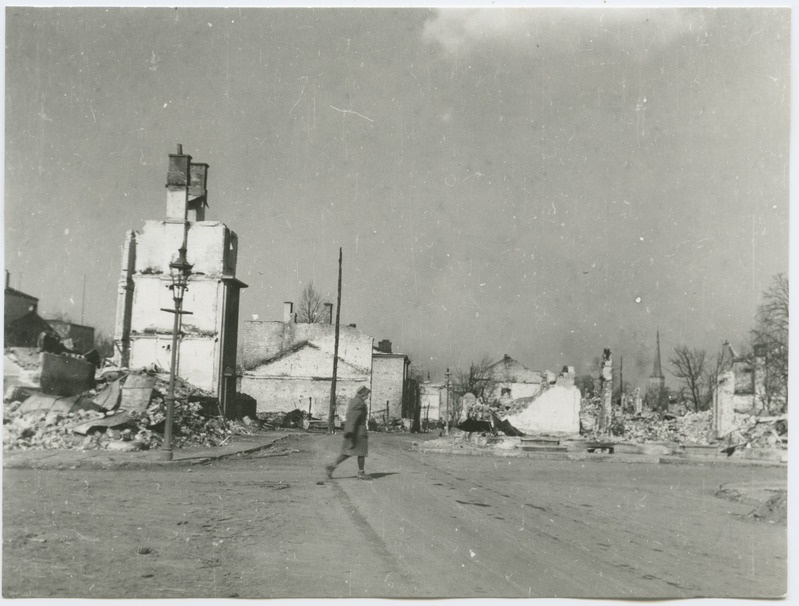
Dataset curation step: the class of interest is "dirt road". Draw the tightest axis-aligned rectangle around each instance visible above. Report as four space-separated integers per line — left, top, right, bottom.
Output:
3 432 786 598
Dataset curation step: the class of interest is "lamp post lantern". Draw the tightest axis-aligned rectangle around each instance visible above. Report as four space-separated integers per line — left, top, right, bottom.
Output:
160 245 193 461
444 367 452 436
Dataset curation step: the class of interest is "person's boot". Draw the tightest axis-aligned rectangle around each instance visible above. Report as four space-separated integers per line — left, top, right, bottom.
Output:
325 465 335 479
357 470 368 480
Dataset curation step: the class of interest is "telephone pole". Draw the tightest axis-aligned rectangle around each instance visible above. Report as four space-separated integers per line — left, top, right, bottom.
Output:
328 247 343 433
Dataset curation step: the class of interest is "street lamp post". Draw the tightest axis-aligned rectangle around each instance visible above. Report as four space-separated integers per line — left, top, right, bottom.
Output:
160 245 193 461
444 367 452 436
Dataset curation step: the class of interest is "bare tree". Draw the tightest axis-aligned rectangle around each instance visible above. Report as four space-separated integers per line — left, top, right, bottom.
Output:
454 355 498 403
296 282 329 323
669 346 710 411
750 273 788 412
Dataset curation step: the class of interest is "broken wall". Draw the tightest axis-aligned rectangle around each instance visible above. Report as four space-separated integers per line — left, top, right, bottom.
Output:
495 381 542 404
134 220 237 278
503 385 581 434
115 220 242 396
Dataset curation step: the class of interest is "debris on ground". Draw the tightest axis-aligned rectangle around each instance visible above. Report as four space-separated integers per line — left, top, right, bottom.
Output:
3 363 256 452
747 491 787 524
579 401 787 450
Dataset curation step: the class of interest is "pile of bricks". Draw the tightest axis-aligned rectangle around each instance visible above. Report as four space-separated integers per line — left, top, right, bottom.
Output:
620 411 715 444
581 407 787 448
3 369 255 451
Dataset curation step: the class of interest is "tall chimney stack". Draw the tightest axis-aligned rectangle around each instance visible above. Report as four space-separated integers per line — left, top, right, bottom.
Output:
166 143 191 222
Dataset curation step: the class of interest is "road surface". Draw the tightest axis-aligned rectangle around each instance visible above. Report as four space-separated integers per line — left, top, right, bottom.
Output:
3 432 787 598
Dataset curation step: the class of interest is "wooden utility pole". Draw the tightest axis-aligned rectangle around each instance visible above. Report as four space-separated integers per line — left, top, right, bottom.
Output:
81 274 86 325
328 247 343 433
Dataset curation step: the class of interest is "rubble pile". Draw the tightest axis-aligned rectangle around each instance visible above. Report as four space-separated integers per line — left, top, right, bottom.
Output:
578 396 602 434
257 410 311 429
721 415 787 450
747 490 788 524
620 411 716 445
3 366 256 452
580 402 788 449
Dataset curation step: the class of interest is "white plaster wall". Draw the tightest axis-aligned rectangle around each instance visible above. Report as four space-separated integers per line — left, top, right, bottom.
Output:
129 336 217 391
241 321 373 373
135 221 232 277
495 381 541 401
130 277 221 334
241 346 371 416
241 374 369 417
299 329 372 371
252 347 366 379
504 385 581 434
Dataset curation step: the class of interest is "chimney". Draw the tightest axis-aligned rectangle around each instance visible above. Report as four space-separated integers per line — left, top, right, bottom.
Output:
283 302 294 323
187 162 209 221
324 303 333 324
166 144 191 222
378 339 392 354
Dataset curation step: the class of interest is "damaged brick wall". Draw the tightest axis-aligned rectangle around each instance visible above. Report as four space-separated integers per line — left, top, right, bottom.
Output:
371 354 408 420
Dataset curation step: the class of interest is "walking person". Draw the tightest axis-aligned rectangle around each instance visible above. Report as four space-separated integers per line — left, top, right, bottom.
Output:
325 386 370 480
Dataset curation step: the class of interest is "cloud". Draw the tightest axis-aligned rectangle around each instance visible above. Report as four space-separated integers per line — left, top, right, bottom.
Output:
422 8 709 55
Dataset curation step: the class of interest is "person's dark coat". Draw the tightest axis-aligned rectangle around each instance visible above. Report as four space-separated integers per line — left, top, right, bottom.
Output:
341 394 368 457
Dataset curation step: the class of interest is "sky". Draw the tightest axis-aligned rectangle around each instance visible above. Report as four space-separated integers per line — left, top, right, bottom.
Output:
4 6 791 389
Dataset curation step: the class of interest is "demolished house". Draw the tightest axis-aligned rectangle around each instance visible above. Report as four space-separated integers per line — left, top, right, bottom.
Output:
497 366 581 435
240 302 373 418
712 341 767 438
452 358 581 436
487 354 545 406
113 146 247 407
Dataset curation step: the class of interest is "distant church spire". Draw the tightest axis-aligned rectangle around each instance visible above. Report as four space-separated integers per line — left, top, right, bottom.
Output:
647 329 666 399
651 329 664 379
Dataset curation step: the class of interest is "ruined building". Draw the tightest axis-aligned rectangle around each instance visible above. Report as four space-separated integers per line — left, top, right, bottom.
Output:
488 354 545 406
712 341 767 437
113 146 247 405
240 302 372 418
